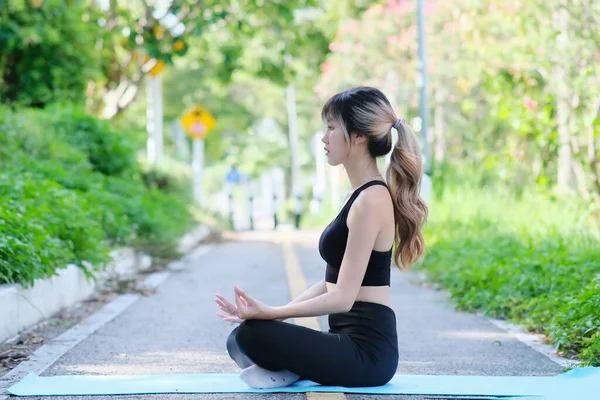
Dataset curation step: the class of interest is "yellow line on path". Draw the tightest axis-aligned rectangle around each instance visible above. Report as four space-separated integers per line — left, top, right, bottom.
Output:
282 241 320 331
306 393 347 400
281 241 347 400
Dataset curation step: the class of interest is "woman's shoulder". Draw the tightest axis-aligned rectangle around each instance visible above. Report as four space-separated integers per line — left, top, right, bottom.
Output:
348 183 393 220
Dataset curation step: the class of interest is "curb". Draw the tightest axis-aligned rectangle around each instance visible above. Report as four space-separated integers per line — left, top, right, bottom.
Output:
411 271 579 369
0 224 210 344
485 316 579 369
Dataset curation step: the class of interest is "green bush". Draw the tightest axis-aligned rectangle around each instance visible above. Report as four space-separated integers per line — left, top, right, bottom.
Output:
0 107 94 183
49 106 137 176
0 173 109 287
415 183 600 366
0 105 136 178
83 175 194 252
0 105 198 287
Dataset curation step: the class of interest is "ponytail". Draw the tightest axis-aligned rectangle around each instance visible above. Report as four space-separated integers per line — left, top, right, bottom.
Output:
385 123 428 268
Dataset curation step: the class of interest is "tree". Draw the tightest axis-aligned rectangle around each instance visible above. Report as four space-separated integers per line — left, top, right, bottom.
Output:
118 1 382 174
315 0 600 199
86 0 201 119
0 2 100 107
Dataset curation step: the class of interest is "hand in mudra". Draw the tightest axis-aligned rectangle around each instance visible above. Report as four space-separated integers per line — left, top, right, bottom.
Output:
215 292 246 323
215 286 274 322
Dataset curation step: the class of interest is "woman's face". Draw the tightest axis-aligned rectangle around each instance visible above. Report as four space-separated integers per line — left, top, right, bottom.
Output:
322 118 348 166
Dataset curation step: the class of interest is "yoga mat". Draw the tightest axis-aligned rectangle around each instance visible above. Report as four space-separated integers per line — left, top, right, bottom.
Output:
6 367 600 398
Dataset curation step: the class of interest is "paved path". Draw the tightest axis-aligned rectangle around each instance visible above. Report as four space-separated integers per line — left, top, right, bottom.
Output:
1 230 563 400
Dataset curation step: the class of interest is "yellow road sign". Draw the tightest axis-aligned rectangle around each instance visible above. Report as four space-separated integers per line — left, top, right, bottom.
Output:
180 105 216 139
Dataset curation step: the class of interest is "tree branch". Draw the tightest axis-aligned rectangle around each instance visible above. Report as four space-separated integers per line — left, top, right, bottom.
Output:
102 74 144 120
105 0 119 31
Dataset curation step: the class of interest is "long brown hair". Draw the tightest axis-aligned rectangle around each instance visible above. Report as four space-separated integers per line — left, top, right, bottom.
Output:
321 86 428 268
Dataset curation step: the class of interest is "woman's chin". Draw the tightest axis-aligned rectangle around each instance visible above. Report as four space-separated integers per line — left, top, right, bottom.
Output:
326 155 343 167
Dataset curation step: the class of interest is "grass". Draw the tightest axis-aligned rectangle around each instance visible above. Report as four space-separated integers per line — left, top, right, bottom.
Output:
415 184 600 366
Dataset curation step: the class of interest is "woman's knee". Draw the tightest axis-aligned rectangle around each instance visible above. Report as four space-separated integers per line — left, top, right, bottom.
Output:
235 320 284 371
235 320 271 353
226 326 240 356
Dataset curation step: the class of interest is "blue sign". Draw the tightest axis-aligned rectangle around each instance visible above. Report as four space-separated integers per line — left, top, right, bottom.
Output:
226 167 241 184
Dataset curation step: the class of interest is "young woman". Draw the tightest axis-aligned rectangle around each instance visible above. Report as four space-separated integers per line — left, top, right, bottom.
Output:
215 86 428 389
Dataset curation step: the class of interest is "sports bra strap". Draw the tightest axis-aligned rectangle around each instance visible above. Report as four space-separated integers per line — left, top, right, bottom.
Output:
344 180 388 211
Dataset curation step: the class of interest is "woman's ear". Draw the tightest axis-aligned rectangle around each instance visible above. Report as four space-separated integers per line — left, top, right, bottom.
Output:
351 132 367 145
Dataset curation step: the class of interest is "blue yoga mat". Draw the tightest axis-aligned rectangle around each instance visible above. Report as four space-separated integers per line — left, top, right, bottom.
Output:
7 367 600 399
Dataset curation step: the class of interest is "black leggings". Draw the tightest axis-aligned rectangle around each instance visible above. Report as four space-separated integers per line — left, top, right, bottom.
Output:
226 301 399 387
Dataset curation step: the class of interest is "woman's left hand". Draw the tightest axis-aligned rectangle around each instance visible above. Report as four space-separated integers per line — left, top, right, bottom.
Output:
232 285 276 320
215 293 245 324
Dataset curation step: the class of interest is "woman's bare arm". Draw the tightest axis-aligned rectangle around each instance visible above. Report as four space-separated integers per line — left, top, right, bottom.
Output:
276 279 327 321
287 279 327 305
271 193 380 320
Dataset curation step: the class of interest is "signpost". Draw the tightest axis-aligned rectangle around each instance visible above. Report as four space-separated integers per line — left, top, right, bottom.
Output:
146 74 163 164
180 104 216 205
145 54 167 165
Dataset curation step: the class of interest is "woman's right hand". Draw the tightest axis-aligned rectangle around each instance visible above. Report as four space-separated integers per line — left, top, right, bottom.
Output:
215 293 246 324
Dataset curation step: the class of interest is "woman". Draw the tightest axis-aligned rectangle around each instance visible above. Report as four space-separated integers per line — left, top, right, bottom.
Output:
215 86 428 389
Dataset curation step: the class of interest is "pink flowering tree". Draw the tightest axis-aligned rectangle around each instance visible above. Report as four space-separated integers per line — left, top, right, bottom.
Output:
316 0 600 197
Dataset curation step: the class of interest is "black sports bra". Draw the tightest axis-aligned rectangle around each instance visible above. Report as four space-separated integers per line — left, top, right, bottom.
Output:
318 180 392 287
